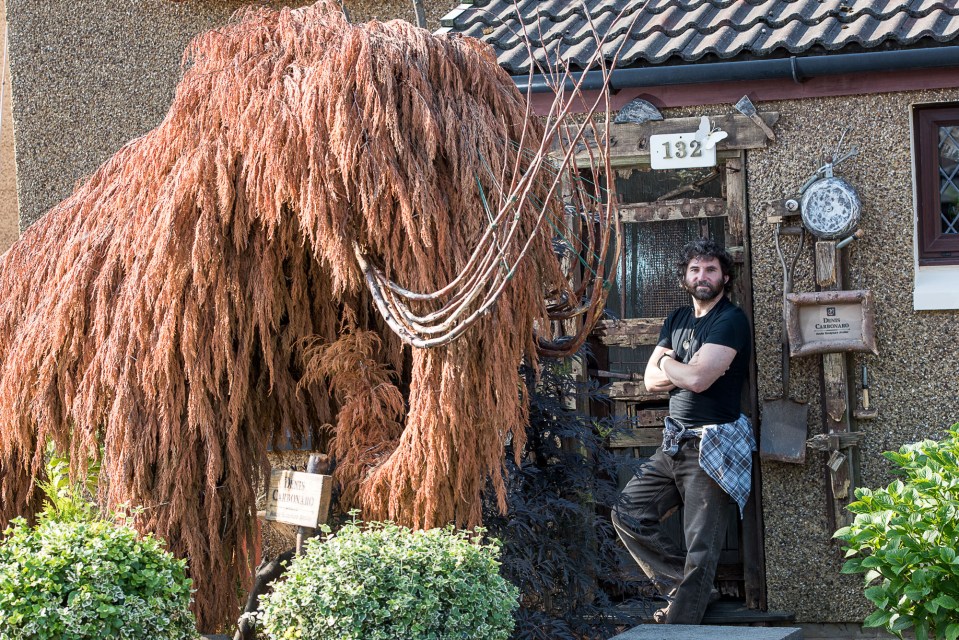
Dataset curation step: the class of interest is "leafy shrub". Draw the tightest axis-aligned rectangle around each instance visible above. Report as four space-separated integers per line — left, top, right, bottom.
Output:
835 424 959 640
0 446 197 640
256 520 519 640
0 518 198 640
482 356 637 640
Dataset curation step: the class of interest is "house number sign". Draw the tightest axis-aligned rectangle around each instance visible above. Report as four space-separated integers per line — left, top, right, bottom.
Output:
649 118 726 170
650 132 716 169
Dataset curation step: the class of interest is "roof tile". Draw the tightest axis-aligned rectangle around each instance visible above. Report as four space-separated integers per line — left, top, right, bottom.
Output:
437 0 959 74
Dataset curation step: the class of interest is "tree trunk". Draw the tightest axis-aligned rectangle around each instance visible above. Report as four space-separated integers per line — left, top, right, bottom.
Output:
233 548 295 640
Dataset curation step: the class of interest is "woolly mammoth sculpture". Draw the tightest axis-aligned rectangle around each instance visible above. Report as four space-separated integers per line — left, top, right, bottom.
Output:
0 2 616 629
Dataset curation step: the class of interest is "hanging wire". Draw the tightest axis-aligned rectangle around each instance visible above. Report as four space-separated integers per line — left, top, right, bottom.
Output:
354 3 633 356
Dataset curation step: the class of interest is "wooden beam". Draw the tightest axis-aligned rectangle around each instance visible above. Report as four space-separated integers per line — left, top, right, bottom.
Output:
815 243 838 287
725 158 745 245
823 354 848 427
594 317 664 347
725 151 766 612
610 427 663 449
619 197 727 223
607 380 669 402
559 113 779 166
814 241 857 527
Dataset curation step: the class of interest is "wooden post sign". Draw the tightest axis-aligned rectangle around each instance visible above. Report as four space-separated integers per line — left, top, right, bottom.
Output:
264 469 332 528
785 289 877 357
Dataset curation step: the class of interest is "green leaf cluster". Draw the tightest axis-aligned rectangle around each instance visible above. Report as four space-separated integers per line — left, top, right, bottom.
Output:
835 424 959 640
0 517 198 639
35 443 102 524
256 520 519 639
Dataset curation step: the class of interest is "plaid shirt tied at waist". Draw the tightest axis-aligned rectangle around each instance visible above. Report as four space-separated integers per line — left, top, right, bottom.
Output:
662 414 756 517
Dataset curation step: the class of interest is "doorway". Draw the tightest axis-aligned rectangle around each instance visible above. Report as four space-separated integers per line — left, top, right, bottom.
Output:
587 153 767 610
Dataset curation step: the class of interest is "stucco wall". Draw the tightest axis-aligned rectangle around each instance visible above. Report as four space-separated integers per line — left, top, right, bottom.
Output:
6 0 448 229
746 88 959 622
0 0 19 252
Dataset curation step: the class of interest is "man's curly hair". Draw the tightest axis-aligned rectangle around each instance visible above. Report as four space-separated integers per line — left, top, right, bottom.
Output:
675 237 735 292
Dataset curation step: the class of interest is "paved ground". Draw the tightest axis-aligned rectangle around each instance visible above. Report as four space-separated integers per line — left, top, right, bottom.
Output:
610 625 802 640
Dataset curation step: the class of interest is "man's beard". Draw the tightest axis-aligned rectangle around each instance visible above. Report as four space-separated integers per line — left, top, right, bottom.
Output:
685 279 723 301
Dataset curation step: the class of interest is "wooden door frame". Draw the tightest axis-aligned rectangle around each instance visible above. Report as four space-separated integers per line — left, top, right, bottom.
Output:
725 152 767 611
570 114 775 610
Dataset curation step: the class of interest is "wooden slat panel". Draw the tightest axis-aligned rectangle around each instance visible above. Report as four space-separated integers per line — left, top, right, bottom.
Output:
607 380 669 402
610 427 662 449
594 317 664 347
558 113 779 166
630 408 669 427
619 197 727 223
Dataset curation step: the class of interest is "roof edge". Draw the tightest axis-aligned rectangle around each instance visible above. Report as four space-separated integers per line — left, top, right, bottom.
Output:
515 45 959 94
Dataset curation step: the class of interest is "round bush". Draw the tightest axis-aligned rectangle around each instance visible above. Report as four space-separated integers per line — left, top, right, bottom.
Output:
256 521 519 640
0 518 198 640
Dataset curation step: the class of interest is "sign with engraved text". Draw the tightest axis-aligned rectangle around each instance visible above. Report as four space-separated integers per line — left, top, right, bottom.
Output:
265 470 332 528
785 290 877 357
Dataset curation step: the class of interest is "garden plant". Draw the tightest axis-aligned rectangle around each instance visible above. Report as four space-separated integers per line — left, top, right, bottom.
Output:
255 519 518 640
0 4 621 627
0 451 198 640
835 424 959 640
483 355 637 639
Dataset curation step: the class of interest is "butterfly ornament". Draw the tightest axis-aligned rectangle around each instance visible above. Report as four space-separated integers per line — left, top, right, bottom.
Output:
694 116 728 150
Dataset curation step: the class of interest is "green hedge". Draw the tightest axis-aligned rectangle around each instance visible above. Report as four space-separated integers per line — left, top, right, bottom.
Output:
256 520 519 640
0 517 198 640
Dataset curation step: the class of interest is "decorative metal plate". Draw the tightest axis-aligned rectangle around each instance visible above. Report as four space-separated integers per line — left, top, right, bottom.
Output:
800 177 861 239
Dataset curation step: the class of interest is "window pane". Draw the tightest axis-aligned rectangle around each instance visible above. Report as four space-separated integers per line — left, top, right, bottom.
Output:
606 217 726 319
939 125 959 234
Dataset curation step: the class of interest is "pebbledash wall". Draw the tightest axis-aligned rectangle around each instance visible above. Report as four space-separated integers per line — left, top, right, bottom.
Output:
5 0 449 230
743 87 959 621
1 0 20 252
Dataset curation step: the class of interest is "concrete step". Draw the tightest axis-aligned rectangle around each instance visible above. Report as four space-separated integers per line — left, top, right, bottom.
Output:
610 624 802 640
618 598 796 626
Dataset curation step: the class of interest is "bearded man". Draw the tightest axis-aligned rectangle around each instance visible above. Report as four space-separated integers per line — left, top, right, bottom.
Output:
612 237 755 625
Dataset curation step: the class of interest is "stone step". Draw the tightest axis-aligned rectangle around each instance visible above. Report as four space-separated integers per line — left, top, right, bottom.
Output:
618 598 796 626
610 624 802 640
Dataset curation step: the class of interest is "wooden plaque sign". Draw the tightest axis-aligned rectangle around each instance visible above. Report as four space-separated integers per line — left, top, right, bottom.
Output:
264 470 332 528
785 289 877 357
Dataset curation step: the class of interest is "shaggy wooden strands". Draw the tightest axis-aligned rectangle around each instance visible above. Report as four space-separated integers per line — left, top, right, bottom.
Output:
0 2 600 629
300 329 405 511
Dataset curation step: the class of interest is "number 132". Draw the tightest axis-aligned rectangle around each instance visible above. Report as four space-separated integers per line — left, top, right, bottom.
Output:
660 139 703 159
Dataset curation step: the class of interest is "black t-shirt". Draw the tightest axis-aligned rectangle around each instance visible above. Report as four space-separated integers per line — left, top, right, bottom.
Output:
657 296 751 427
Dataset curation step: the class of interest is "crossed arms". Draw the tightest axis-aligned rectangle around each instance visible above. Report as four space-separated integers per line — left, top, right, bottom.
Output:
644 343 737 394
